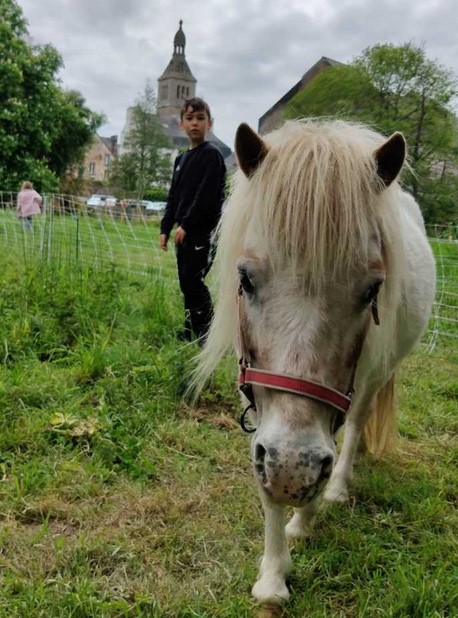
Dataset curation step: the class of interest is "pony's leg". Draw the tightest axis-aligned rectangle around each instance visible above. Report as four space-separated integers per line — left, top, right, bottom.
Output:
252 496 291 604
325 393 374 503
324 422 360 503
285 497 320 541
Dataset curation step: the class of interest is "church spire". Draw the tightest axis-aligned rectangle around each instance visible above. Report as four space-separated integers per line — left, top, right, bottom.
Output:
174 19 186 55
157 20 196 119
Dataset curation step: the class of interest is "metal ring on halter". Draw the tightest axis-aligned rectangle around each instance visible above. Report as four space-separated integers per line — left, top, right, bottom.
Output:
240 404 257 433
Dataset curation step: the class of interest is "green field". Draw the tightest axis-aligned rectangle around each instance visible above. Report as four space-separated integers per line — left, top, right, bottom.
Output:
0 214 456 617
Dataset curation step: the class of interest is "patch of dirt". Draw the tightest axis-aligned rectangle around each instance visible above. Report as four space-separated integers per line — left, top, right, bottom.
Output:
187 404 239 431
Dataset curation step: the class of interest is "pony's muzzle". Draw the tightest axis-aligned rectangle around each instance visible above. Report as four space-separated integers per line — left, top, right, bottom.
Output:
253 440 334 505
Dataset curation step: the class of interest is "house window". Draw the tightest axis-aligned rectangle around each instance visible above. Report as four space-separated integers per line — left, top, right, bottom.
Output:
104 154 110 166
89 162 95 176
104 170 110 180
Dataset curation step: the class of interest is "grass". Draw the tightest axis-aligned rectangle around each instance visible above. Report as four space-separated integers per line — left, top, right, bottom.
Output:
0 215 456 617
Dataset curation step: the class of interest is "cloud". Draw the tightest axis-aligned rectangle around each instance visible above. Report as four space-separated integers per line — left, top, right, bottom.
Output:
18 0 458 149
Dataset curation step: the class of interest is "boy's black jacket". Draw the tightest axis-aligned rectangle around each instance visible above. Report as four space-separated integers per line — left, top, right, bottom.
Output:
160 141 226 239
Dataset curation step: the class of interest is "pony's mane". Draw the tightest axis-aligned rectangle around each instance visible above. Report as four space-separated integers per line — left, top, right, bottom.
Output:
194 119 406 390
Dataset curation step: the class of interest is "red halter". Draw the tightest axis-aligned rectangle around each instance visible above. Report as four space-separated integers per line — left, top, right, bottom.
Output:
239 366 353 414
236 286 379 433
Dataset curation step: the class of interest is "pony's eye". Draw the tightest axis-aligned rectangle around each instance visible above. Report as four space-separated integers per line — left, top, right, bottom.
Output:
363 280 383 305
239 268 255 295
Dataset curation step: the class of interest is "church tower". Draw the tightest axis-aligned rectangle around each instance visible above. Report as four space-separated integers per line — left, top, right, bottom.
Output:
120 20 231 159
157 20 197 119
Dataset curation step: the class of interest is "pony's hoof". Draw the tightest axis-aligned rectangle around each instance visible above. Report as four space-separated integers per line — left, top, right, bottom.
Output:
252 575 290 605
256 603 285 617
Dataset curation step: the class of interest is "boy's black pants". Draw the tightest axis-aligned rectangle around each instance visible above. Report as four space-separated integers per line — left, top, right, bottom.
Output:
176 233 214 341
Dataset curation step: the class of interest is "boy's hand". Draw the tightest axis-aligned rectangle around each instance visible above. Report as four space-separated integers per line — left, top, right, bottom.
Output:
159 234 168 251
174 226 186 246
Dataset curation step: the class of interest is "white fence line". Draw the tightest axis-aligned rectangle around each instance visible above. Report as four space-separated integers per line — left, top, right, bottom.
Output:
1 193 457 348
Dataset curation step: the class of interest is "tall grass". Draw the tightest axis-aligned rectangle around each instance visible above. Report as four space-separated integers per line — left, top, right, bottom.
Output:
1 207 457 347
0 215 456 617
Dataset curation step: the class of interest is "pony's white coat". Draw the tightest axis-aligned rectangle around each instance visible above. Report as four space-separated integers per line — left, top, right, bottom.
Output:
195 120 436 605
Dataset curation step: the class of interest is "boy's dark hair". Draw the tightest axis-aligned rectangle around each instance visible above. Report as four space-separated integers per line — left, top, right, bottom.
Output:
180 97 211 120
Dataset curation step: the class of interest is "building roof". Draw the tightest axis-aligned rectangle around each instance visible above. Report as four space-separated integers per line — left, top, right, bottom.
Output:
160 115 231 158
224 152 237 173
100 135 118 156
158 19 196 83
158 57 196 83
258 56 343 133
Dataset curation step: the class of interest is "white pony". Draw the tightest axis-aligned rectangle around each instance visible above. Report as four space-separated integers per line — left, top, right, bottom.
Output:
195 119 435 605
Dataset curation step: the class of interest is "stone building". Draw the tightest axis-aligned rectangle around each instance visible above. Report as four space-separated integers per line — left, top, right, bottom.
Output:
82 134 118 182
258 56 342 135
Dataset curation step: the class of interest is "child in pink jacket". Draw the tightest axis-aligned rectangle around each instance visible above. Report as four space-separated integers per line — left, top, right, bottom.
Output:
16 181 42 232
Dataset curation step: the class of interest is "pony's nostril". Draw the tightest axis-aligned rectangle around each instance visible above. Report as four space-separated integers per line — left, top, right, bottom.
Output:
320 454 334 480
253 443 268 484
254 442 266 463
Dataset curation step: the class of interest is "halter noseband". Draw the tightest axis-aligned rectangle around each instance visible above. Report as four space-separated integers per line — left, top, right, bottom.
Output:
237 286 379 433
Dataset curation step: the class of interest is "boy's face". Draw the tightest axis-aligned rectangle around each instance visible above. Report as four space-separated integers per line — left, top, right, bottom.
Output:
180 106 212 147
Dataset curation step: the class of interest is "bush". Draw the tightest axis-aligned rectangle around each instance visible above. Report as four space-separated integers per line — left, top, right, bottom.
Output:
143 187 168 202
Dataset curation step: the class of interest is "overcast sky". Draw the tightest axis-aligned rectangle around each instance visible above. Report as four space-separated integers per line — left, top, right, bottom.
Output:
18 0 458 152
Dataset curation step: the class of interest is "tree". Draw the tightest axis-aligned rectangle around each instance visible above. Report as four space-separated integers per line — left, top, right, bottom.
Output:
0 0 103 192
110 82 172 198
285 64 379 120
48 90 104 180
284 43 458 223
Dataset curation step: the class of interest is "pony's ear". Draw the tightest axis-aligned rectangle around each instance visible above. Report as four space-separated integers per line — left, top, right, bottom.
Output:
374 132 406 187
235 123 269 178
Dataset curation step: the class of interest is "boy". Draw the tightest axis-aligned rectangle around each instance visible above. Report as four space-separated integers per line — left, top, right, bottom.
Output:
160 98 226 342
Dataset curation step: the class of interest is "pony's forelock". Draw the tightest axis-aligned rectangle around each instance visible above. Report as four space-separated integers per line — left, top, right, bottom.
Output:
192 120 406 392
252 120 386 283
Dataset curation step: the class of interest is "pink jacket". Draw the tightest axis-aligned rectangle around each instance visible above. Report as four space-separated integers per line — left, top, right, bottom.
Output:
17 189 42 217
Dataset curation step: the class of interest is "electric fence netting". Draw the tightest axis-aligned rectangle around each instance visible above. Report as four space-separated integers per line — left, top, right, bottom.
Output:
1 192 457 349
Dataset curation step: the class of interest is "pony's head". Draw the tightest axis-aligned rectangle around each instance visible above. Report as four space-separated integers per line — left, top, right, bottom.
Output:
197 120 406 507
